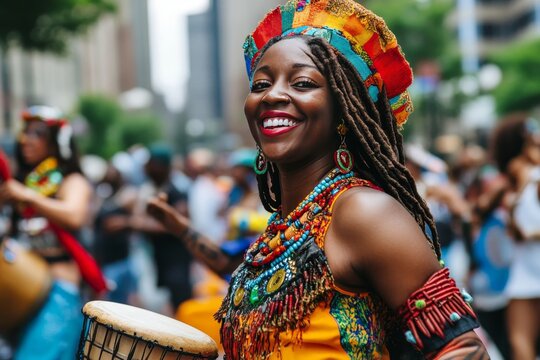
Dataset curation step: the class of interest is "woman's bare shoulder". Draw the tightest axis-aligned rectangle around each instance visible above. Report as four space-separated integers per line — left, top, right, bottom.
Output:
331 186 421 245
59 172 92 196
329 186 440 309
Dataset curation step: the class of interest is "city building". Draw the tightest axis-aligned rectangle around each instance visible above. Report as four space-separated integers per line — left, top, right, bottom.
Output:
455 0 540 72
0 0 153 137
185 0 281 149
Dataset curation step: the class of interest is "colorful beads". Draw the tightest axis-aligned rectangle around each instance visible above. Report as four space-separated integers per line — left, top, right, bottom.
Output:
405 330 416 344
234 287 245 307
439 259 445 267
245 169 354 268
267 269 286 294
460 289 473 304
24 157 63 197
449 312 461 322
240 169 377 305
414 299 426 310
250 285 260 305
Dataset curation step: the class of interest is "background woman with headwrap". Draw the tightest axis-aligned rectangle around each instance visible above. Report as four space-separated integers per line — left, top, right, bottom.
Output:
0 106 95 360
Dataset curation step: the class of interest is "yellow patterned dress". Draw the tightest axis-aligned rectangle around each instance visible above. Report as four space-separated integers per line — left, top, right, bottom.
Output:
216 171 394 359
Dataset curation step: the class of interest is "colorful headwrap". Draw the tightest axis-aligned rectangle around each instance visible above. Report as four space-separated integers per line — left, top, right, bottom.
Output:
21 105 73 159
243 0 414 125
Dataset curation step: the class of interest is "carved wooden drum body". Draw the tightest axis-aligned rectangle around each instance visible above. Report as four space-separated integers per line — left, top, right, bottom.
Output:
0 239 52 334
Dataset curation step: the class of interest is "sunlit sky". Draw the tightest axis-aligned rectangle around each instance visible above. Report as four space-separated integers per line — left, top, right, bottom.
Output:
148 0 210 111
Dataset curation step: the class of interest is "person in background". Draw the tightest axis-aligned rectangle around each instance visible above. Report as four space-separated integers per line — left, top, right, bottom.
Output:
405 144 471 277
0 148 13 360
175 149 269 354
221 148 269 259
129 144 193 314
185 148 228 244
492 113 540 360
93 163 139 305
0 105 94 360
453 147 512 359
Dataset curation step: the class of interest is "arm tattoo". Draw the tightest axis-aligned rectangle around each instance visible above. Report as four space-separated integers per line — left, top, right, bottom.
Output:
428 334 490 360
180 228 224 263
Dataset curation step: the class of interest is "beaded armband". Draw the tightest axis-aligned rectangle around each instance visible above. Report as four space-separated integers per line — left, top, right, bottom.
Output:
398 268 478 353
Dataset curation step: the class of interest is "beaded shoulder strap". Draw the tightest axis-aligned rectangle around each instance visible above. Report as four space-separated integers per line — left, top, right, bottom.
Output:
313 177 381 249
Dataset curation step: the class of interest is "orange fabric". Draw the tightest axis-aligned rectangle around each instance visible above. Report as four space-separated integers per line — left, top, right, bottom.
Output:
269 185 389 359
176 295 224 353
268 305 390 360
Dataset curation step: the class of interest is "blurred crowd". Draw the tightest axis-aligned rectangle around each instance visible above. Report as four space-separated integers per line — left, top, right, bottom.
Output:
0 107 539 359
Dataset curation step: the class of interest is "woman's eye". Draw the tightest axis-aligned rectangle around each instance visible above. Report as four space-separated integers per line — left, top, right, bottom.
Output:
250 81 271 92
293 79 317 88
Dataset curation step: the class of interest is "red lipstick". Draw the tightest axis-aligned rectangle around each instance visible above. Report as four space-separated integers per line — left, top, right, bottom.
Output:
259 111 301 137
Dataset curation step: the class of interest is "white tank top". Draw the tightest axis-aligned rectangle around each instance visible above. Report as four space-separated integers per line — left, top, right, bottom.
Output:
513 166 540 240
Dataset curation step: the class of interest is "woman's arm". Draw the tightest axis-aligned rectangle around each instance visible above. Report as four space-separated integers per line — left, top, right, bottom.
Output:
427 332 489 360
327 187 489 359
147 194 243 276
2 174 91 230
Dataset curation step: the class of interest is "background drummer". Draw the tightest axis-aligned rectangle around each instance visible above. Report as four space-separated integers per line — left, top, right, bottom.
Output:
0 106 93 360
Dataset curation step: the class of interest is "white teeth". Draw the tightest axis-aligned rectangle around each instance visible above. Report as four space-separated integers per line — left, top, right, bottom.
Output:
262 118 298 129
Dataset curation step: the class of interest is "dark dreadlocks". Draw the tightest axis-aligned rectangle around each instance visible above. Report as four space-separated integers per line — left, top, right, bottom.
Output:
253 35 441 258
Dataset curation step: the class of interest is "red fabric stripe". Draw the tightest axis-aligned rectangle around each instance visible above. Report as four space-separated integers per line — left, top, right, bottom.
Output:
22 207 107 294
50 223 107 293
373 47 413 98
252 7 283 49
0 150 11 181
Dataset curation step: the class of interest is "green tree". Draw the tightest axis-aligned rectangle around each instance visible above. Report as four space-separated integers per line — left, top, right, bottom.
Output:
0 0 115 130
0 0 115 53
77 94 122 158
118 113 163 149
77 95 164 158
489 37 540 115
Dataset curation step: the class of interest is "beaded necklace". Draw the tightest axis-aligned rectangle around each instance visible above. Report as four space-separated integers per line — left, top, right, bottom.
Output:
24 157 63 197
246 169 353 266
241 169 355 303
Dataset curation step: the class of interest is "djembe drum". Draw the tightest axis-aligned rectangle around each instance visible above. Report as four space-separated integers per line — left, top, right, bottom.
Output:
78 301 218 360
0 238 52 334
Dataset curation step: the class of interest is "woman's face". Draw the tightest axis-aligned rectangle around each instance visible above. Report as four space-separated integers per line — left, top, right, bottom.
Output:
19 121 52 166
244 37 337 167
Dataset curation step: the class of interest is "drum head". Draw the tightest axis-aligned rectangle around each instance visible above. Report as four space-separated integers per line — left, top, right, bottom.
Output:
82 301 218 358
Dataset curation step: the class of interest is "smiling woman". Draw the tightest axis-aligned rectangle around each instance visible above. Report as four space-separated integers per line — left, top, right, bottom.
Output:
245 38 337 168
148 0 489 359
215 1 489 358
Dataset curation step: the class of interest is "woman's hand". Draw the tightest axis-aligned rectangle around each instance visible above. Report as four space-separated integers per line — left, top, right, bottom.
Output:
148 192 242 275
103 215 131 233
146 193 190 236
0 179 34 203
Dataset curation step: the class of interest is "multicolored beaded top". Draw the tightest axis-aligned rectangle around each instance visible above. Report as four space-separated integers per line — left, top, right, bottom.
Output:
216 169 382 359
24 157 63 197
243 0 414 125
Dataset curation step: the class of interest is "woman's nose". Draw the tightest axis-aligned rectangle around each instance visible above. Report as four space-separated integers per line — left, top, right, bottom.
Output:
262 83 291 105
